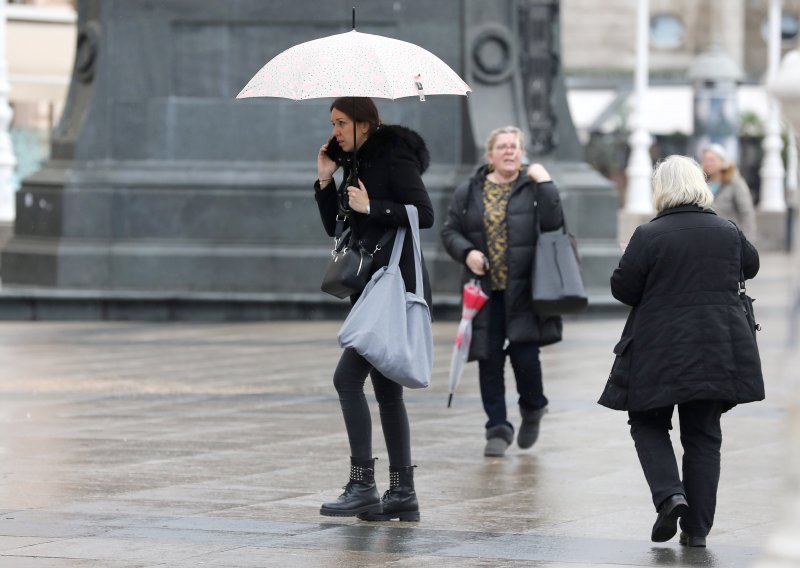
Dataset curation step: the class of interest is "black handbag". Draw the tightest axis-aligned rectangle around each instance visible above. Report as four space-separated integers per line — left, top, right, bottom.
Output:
321 216 392 299
738 284 760 337
598 307 637 411
531 213 588 316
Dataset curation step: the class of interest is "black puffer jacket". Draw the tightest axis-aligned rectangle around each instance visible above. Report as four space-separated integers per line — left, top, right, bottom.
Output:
315 124 433 306
441 165 564 360
599 205 764 412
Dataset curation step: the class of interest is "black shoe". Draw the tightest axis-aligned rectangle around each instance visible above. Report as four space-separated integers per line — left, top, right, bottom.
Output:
518 406 547 449
651 494 689 542
320 457 381 517
358 465 419 522
679 532 707 547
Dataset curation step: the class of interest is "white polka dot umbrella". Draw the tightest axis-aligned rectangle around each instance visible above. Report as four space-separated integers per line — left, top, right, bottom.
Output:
236 29 471 101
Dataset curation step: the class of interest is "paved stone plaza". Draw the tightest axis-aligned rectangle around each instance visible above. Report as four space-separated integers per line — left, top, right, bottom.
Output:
0 252 797 567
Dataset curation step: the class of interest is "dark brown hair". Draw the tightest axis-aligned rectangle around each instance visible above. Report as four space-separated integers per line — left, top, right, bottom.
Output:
330 97 381 130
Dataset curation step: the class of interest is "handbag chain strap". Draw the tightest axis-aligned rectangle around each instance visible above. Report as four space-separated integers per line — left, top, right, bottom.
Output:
331 213 393 257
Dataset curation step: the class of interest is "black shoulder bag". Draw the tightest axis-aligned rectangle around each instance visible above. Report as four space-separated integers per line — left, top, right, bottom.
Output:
730 221 761 337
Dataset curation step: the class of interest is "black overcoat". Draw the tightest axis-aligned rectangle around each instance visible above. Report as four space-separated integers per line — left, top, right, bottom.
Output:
599 205 764 412
315 125 433 306
441 165 564 361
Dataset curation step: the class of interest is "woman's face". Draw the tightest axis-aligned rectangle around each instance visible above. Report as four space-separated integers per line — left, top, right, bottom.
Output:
701 151 724 177
488 132 523 177
330 108 370 152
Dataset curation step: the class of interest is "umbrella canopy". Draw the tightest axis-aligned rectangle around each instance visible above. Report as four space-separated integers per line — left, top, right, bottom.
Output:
447 279 489 408
236 29 471 101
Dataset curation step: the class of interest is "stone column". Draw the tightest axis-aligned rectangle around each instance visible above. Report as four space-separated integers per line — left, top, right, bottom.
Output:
756 36 800 568
710 0 745 72
760 0 787 213
624 0 653 215
0 0 17 223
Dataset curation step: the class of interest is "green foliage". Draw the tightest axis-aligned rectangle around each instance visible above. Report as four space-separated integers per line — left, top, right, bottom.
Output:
739 111 764 137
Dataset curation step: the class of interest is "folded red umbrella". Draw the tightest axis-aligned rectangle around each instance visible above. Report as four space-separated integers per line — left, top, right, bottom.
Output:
447 279 489 407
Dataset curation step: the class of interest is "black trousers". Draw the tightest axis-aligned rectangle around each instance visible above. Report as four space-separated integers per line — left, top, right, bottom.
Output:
628 400 724 537
333 347 411 467
478 291 548 431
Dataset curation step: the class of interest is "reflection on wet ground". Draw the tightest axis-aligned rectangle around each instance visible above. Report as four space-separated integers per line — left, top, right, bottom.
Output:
0 253 794 567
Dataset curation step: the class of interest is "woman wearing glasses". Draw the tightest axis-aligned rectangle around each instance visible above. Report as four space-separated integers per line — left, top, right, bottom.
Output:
441 126 565 457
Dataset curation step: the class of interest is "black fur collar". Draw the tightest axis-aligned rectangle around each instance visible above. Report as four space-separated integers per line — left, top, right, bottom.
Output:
325 124 430 174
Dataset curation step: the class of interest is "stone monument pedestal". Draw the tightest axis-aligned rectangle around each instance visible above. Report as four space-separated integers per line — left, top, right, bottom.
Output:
1 0 622 320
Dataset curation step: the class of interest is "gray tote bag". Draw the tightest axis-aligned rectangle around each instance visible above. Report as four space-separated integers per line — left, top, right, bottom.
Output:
531 226 588 316
337 205 433 389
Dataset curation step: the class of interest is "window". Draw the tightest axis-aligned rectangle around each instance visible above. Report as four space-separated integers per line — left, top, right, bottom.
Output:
761 14 800 45
650 14 685 49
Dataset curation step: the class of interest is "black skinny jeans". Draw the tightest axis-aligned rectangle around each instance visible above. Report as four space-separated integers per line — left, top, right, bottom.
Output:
333 347 411 467
478 291 548 431
628 400 724 537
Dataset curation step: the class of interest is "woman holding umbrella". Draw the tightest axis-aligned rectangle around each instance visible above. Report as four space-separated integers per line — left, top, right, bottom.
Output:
441 126 565 457
315 97 433 521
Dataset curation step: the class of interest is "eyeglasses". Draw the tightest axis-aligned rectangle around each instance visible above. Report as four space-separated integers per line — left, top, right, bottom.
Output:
493 144 519 152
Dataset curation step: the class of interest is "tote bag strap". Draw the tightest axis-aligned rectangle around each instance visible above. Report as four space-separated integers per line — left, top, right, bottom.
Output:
386 206 423 293
533 182 568 235
404 205 425 294
388 226 407 267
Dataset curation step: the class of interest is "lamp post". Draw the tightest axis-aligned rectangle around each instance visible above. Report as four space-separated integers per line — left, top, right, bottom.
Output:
760 0 787 212
787 127 798 250
0 0 17 222
688 44 744 163
624 0 653 214
756 26 800 568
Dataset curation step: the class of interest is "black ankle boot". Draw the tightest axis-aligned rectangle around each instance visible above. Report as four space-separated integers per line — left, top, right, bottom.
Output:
320 457 381 517
358 465 419 522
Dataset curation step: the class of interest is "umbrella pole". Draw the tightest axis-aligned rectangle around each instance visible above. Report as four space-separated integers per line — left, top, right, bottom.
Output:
337 7 358 214
351 97 358 203
447 393 453 408
351 7 358 193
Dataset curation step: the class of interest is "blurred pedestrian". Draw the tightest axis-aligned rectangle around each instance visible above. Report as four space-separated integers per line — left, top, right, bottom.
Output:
315 97 433 521
599 155 764 547
441 126 565 457
701 144 757 239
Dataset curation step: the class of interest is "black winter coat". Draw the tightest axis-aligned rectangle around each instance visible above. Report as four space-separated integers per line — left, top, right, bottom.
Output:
599 205 764 412
315 124 433 306
441 165 564 360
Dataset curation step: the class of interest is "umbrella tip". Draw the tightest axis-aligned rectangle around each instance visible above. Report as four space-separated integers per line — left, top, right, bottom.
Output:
447 394 453 408
352 6 356 30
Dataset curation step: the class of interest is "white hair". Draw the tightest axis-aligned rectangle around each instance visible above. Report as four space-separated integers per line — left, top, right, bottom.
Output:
652 155 714 212
702 143 730 167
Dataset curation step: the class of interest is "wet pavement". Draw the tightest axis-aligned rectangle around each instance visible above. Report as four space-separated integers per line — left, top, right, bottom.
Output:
0 252 796 567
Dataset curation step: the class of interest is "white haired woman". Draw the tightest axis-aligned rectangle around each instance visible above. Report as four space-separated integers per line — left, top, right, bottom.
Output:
701 144 757 239
599 155 763 547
